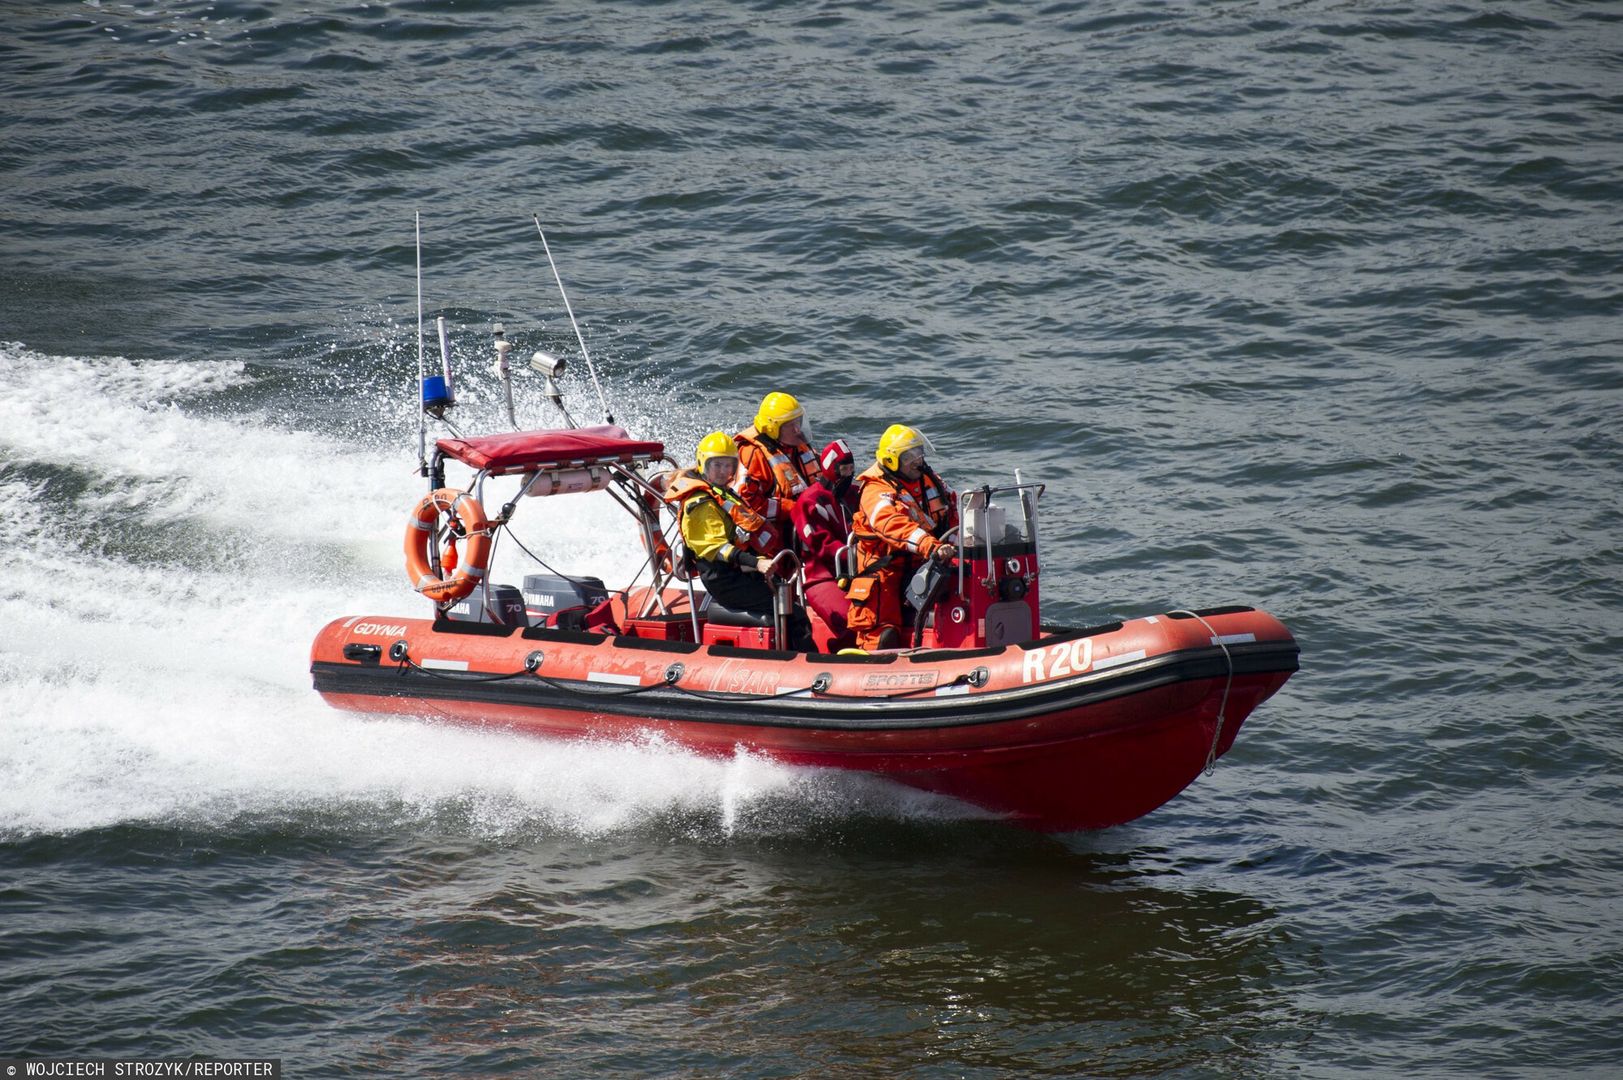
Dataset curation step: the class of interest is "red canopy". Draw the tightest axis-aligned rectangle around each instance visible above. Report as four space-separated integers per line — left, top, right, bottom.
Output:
435 425 665 475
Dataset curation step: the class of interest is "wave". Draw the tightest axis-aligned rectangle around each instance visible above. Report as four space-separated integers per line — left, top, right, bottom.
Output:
0 341 980 840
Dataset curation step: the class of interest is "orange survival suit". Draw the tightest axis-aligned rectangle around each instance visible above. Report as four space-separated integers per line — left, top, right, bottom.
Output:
734 426 820 556
846 461 958 650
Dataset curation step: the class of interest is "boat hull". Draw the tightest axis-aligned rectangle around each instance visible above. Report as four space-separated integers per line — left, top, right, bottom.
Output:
310 607 1299 830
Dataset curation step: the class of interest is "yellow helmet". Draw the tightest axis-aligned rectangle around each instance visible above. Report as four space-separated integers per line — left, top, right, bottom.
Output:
696 430 739 470
754 391 804 441
876 423 927 472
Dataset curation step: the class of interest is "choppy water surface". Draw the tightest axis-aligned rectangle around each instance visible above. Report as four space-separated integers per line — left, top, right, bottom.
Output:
2 2 1621 1075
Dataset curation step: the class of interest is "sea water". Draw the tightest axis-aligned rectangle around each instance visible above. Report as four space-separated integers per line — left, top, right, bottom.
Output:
2 2 1620 1075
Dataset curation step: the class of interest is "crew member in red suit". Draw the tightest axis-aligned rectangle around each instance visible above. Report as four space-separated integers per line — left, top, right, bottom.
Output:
790 438 860 650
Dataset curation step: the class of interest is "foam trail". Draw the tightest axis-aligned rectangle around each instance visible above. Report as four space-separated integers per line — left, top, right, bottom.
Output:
0 343 979 839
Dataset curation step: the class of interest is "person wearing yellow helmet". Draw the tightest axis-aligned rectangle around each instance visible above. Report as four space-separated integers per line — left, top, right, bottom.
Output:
846 424 958 650
695 430 742 476
665 432 771 568
665 431 814 651
734 391 821 556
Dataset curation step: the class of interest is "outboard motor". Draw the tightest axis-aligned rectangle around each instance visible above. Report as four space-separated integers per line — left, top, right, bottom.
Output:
522 573 610 629
444 584 529 627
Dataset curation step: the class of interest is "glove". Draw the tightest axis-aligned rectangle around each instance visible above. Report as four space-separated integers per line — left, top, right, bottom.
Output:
932 543 957 565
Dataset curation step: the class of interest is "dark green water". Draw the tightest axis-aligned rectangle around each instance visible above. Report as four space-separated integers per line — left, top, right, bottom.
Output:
2 2 1620 1075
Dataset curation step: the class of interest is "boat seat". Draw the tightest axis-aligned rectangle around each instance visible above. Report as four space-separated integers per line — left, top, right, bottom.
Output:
704 599 774 628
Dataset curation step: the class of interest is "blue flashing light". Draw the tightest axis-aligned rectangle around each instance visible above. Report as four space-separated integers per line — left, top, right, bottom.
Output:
421 375 453 415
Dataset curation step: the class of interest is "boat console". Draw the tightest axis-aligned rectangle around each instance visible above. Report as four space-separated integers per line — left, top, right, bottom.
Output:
908 483 1045 650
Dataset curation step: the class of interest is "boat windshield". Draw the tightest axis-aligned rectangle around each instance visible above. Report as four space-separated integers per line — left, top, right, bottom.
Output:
960 483 1043 549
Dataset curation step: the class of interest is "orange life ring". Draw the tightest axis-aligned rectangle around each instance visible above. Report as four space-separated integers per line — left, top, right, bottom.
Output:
646 527 675 577
403 488 492 603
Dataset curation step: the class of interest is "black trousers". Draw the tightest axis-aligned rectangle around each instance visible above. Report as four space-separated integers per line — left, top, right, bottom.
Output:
699 564 816 652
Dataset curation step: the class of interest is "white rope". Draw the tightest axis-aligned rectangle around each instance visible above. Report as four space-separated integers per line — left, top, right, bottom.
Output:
1170 610 1236 776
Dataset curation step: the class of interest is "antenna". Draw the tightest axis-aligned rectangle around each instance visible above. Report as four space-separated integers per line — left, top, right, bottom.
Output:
533 215 613 425
414 218 454 427
415 213 426 473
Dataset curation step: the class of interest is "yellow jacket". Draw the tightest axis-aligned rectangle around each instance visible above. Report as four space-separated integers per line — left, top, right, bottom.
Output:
680 494 745 565
666 468 774 567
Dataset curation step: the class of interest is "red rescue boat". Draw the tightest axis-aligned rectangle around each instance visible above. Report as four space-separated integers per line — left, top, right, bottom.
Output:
311 424 1299 830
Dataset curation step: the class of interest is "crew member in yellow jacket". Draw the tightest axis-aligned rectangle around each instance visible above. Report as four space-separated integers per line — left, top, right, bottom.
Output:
668 431 814 651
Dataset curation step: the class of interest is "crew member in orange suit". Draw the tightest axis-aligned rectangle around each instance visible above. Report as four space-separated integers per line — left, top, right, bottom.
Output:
734 391 820 556
789 438 860 651
847 425 958 651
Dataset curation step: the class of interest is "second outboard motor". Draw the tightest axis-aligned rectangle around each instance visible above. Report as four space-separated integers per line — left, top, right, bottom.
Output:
522 573 609 627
